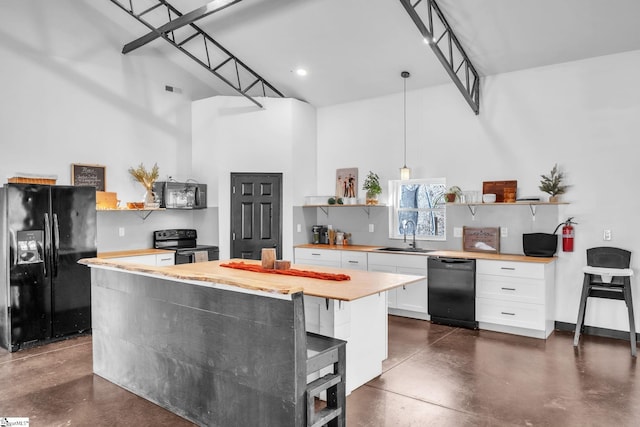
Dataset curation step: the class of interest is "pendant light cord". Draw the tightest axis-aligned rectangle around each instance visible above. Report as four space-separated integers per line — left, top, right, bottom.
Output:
403 76 407 167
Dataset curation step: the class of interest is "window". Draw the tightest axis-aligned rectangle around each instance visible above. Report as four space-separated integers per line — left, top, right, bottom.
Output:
389 178 446 241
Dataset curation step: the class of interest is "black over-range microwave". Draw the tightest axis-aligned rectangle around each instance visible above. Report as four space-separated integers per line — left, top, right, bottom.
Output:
153 181 207 209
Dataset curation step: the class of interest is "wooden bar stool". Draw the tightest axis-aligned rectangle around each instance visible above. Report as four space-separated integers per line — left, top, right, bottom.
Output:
573 247 636 356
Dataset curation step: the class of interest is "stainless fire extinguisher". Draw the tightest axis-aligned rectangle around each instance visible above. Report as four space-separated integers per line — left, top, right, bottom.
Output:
561 217 577 252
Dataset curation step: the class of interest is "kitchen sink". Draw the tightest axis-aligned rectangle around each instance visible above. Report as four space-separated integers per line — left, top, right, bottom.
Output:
374 247 435 254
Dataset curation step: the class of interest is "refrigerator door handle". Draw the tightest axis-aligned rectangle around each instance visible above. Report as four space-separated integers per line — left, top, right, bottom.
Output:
9 230 17 267
44 213 51 278
53 213 60 277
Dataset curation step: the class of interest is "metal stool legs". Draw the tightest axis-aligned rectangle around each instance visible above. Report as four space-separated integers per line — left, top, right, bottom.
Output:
573 274 591 347
623 282 637 357
574 272 636 357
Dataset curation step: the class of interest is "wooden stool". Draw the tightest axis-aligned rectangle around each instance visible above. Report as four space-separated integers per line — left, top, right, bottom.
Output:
306 332 346 427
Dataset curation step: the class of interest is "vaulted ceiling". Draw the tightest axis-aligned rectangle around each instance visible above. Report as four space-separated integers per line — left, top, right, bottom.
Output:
105 0 640 108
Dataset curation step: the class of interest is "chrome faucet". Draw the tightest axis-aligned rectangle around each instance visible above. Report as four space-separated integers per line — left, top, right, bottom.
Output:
402 219 417 248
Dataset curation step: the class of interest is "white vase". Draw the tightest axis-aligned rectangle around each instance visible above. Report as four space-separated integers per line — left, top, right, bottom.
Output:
143 189 156 207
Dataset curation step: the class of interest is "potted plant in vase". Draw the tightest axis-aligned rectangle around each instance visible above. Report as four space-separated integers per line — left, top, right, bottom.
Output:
435 186 462 205
128 163 159 207
444 186 463 203
539 164 568 202
362 171 382 205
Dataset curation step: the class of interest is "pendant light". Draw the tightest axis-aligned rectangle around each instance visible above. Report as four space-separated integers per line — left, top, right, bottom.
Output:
399 71 411 180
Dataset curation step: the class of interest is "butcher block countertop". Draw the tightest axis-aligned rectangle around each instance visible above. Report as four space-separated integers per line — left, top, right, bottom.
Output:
425 250 555 263
295 244 555 263
98 248 175 258
295 243 385 252
79 258 423 301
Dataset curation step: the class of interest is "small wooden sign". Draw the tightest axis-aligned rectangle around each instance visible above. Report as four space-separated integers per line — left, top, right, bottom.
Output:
463 226 500 253
71 163 106 191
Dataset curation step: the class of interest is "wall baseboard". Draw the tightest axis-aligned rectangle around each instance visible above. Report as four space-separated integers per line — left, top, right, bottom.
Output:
555 321 638 342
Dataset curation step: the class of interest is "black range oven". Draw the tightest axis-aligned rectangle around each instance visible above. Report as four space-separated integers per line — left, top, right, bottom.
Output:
153 229 219 264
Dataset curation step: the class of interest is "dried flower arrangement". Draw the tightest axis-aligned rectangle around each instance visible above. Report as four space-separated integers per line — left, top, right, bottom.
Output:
128 163 159 191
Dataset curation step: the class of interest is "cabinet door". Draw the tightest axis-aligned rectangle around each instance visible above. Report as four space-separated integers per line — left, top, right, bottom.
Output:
341 251 367 270
368 264 398 308
294 248 340 267
395 266 428 314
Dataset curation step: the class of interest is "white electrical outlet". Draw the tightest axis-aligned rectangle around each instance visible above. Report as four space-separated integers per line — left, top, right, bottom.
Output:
118 227 125 237
369 224 375 233
603 229 612 241
296 224 301 232
501 227 508 237
453 227 463 238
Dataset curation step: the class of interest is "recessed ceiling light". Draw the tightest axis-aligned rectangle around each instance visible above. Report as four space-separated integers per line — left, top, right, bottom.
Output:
295 68 308 77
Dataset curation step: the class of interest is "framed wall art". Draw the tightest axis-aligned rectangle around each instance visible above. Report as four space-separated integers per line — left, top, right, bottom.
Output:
335 168 358 199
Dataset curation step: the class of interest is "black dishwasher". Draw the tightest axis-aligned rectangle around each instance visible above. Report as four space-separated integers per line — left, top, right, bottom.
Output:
428 257 478 329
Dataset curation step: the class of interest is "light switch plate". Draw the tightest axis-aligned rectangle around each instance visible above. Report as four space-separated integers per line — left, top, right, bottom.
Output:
501 227 508 237
369 224 375 233
453 227 463 238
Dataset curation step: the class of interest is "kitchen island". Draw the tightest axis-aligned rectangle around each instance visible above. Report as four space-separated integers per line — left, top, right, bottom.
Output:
79 258 422 425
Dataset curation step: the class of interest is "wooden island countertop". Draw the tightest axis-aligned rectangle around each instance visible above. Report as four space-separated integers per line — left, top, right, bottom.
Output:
79 258 423 301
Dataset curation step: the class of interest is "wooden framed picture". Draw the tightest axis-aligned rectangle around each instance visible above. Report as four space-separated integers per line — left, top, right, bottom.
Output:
335 168 358 199
71 163 106 191
463 226 500 253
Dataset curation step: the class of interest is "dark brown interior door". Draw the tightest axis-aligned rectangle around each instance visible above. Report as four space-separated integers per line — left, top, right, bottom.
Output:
230 173 282 260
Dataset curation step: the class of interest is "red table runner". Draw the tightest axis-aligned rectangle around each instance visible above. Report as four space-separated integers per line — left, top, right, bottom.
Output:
220 261 351 281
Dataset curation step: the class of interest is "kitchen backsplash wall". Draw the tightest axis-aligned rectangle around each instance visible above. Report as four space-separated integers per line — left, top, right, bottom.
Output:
97 208 219 252
293 204 561 254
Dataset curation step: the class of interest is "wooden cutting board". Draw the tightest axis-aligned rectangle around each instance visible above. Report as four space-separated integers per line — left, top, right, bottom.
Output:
482 180 517 202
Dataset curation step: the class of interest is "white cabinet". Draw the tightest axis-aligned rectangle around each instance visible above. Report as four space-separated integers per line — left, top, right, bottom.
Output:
155 253 176 266
294 247 368 271
294 247 340 267
340 251 367 270
109 253 175 266
367 252 429 320
295 247 385 394
476 259 555 339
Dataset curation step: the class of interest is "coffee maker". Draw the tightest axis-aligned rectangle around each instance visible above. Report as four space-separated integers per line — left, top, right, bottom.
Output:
312 225 328 244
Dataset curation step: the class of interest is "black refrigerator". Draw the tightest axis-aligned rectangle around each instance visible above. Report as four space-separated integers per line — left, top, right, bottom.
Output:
0 183 97 352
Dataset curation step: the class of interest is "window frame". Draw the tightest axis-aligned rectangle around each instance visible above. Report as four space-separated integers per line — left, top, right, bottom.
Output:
388 178 447 242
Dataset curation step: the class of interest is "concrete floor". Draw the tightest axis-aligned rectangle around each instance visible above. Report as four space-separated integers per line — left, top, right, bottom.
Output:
1 316 638 426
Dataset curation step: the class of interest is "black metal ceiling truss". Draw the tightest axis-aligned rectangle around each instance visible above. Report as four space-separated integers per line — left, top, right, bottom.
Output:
109 0 284 108
399 0 480 114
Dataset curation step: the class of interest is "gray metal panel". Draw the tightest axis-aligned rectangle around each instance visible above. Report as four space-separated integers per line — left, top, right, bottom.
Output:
91 269 307 426
0 187 8 350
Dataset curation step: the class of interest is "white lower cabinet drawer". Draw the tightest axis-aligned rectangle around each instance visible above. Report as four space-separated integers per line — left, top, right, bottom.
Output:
476 275 545 304
476 297 545 330
476 260 546 279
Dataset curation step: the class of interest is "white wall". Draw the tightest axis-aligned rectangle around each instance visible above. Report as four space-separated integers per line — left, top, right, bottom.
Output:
317 50 640 331
0 1 215 250
191 96 317 260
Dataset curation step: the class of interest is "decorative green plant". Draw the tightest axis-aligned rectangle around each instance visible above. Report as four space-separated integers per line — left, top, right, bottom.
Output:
128 163 159 191
539 164 568 197
362 171 382 196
